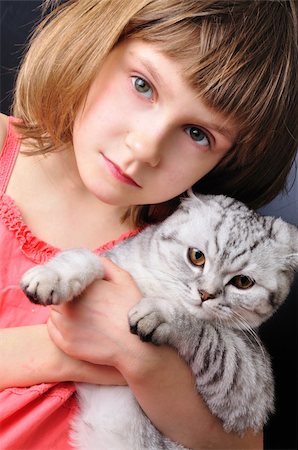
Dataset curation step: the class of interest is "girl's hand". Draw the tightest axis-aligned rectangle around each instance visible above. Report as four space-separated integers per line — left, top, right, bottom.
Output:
47 257 146 370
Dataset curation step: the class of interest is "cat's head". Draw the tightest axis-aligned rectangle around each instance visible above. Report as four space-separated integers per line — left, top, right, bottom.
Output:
160 192 298 329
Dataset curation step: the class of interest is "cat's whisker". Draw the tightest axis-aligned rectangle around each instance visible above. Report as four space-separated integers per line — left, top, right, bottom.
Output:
214 312 226 329
233 307 260 331
228 314 262 355
205 305 228 329
230 310 266 360
214 309 266 358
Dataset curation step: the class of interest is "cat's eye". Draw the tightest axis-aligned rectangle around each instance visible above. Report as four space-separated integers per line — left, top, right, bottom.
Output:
188 248 205 267
230 275 255 289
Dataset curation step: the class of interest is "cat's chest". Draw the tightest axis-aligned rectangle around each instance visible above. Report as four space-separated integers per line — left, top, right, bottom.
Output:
129 265 166 297
108 250 179 298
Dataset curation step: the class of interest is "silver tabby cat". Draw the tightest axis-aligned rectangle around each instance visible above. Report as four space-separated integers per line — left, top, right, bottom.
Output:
21 193 298 450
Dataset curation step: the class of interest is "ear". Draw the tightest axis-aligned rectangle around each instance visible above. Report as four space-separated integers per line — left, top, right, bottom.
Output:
186 188 197 199
186 188 208 203
273 218 298 270
177 189 203 214
286 222 298 269
286 254 298 270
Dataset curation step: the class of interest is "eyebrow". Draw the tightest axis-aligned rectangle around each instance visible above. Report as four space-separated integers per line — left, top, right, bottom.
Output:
132 53 169 92
201 120 236 142
131 53 236 143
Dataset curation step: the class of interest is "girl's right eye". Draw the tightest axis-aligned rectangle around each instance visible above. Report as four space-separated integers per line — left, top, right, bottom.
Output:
131 76 153 99
184 126 210 147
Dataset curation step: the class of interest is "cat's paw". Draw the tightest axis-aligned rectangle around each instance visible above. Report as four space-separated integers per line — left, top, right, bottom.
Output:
128 298 171 345
21 265 83 305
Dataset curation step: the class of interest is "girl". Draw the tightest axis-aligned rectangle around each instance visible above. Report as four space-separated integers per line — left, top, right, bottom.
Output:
0 1 297 449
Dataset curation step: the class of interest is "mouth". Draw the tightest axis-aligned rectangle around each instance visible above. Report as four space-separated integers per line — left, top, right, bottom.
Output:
101 154 141 188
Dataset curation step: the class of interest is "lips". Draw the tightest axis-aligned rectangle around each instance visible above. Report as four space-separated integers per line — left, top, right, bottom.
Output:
101 153 141 187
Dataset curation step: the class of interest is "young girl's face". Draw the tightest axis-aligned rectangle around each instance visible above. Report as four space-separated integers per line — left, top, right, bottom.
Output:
73 39 237 207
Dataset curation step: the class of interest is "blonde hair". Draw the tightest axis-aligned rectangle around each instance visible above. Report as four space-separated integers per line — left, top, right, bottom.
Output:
13 0 298 223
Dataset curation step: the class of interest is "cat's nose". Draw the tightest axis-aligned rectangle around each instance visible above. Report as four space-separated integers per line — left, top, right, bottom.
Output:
199 290 216 301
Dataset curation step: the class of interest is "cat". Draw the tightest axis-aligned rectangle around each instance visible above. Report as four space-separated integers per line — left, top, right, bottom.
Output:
21 193 298 450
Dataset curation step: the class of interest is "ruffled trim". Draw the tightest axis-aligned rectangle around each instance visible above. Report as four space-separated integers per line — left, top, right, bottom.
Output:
0 192 144 264
95 226 144 254
0 193 59 264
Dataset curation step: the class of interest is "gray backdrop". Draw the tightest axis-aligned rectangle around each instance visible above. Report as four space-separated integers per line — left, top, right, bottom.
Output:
1 2 297 449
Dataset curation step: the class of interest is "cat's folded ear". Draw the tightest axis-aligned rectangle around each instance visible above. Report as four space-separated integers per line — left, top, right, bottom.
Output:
186 189 207 203
186 188 198 200
272 218 298 270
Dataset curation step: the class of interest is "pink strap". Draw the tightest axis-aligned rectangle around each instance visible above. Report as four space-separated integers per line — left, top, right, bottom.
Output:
0 117 21 192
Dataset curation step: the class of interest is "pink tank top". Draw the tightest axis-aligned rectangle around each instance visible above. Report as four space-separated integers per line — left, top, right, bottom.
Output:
0 117 141 449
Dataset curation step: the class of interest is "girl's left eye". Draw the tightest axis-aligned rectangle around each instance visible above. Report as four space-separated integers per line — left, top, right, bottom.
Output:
185 126 210 147
131 76 153 98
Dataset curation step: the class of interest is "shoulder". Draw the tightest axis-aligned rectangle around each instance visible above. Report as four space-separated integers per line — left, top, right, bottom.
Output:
0 114 9 156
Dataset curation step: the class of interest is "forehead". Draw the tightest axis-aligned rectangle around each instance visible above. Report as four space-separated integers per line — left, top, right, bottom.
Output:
116 39 238 141
177 197 261 240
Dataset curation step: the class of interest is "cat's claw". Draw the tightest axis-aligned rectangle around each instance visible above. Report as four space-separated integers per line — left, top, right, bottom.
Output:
128 299 171 345
21 265 83 305
21 249 104 306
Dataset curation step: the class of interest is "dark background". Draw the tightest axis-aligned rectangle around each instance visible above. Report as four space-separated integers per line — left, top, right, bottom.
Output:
1 1 297 449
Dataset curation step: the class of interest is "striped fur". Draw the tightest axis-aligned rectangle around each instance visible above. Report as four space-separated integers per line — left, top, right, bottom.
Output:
22 194 298 449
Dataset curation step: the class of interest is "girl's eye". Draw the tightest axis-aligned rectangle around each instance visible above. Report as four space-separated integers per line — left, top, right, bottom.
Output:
188 248 205 267
131 76 153 98
185 126 210 147
229 275 255 289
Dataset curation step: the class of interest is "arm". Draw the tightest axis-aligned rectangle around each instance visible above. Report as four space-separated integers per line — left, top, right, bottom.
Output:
0 325 125 390
121 346 263 450
48 258 263 450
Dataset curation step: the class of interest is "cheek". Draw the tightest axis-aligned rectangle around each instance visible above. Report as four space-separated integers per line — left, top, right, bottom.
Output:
149 158 221 205
163 158 217 192
174 146 223 180
76 77 128 136
229 286 273 317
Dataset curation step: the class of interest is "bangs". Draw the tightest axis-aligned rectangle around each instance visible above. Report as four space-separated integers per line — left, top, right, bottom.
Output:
125 1 297 150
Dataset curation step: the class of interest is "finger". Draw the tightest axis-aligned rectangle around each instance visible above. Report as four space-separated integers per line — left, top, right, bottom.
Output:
48 310 78 357
99 257 134 284
50 302 80 317
47 315 65 350
49 307 66 329
50 304 64 314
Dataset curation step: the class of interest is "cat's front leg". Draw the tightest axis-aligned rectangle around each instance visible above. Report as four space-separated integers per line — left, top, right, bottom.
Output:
128 297 181 346
21 249 103 305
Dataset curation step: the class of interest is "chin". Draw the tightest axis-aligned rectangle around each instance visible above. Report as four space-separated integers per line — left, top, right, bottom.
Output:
97 194 129 208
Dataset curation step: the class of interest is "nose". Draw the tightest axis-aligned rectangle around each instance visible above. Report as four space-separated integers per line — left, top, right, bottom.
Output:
125 131 161 167
199 290 216 302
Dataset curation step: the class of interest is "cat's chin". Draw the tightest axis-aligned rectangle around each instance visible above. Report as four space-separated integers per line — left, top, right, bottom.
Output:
183 298 202 309
183 300 219 321
196 301 234 322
